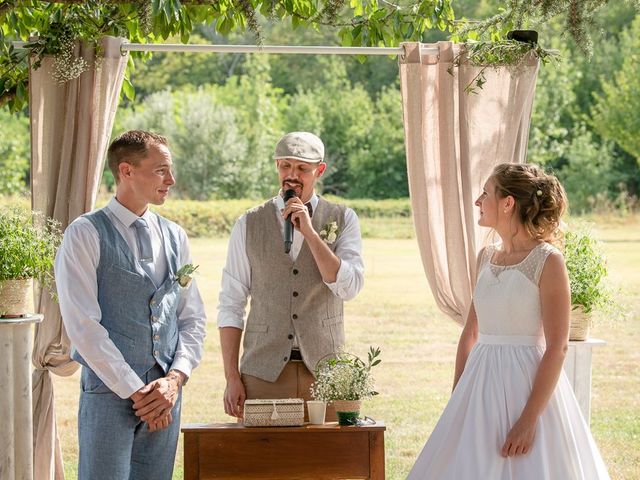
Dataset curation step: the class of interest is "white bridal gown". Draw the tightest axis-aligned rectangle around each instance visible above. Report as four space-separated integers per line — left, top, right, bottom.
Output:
408 242 610 480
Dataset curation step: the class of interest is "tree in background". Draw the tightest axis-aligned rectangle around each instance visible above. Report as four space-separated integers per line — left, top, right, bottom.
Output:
284 56 374 197
118 88 249 200
2 1 640 210
213 54 284 197
0 106 29 194
348 86 408 198
591 15 640 165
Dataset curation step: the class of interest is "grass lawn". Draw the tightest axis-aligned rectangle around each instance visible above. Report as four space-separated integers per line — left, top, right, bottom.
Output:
53 216 640 479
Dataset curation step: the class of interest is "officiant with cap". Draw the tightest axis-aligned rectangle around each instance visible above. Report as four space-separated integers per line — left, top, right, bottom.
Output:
55 130 206 480
217 131 365 422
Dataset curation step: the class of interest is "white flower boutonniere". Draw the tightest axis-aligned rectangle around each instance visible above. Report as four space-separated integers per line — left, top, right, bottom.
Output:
319 219 339 245
175 264 199 288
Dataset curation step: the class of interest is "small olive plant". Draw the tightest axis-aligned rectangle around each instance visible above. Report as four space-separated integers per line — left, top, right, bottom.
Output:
564 229 613 315
0 207 62 285
310 346 382 402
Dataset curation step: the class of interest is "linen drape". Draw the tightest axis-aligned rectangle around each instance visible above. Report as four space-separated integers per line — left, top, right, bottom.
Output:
29 36 128 480
399 41 539 325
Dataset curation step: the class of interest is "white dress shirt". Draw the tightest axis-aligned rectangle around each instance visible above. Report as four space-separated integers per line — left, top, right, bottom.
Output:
55 197 207 399
217 193 365 331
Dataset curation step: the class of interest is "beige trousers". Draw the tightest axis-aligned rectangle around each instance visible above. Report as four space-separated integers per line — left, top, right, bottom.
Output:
242 360 337 422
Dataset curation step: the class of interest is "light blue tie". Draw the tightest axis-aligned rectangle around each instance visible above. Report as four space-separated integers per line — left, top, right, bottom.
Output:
133 218 153 263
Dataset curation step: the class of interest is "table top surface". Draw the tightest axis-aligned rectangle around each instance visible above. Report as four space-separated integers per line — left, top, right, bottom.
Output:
0 313 44 325
182 421 386 433
568 338 606 346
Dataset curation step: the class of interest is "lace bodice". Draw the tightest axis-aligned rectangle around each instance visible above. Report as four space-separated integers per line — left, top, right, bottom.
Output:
473 242 558 337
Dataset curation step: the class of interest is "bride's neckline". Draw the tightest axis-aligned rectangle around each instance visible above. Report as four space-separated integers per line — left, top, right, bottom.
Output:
488 242 544 268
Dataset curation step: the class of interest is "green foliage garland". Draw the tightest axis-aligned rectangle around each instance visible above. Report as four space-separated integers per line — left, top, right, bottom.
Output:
0 0 456 112
449 39 558 94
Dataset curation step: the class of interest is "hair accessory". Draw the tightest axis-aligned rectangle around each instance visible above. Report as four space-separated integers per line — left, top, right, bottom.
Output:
536 190 543 197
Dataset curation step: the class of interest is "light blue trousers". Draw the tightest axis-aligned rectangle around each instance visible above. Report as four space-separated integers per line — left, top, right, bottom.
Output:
78 364 182 480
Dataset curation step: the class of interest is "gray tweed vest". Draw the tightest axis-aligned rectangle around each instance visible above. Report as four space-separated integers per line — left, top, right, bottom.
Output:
241 196 347 382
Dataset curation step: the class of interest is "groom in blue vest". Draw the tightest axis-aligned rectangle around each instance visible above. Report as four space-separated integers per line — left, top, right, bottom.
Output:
55 130 207 480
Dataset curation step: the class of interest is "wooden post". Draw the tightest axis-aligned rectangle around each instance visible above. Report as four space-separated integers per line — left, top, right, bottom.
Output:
564 339 606 424
0 314 43 480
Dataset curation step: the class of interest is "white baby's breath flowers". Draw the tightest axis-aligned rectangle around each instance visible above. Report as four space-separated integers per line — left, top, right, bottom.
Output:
51 34 89 85
310 347 382 402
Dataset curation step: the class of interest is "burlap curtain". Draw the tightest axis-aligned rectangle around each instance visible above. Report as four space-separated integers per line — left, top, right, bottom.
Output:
399 41 539 325
29 36 128 480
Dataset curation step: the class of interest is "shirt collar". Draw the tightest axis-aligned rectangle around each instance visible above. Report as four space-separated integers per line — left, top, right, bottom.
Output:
274 191 318 211
107 197 154 228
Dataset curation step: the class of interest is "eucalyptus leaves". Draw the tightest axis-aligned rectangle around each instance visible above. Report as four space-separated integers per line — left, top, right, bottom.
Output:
448 39 557 94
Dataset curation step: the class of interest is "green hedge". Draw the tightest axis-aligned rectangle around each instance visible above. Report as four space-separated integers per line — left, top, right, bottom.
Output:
155 196 413 238
0 195 414 238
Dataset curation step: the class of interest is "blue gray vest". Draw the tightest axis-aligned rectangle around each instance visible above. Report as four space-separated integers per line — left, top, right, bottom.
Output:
72 209 182 392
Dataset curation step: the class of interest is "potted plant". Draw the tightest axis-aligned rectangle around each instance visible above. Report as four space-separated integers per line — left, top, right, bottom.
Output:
0 207 61 318
563 228 614 341
311 346 381 425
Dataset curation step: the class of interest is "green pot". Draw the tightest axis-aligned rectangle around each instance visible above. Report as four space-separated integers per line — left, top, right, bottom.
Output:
336 410 359 426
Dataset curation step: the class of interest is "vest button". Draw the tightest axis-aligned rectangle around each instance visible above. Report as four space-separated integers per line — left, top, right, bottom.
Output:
292 314 298 320
150 300 156 305
153 334 160 341
292 291 299 297
283 356 288 362
288 334 294 339
292 269 299 275
150 315 157 322
153 350 159 356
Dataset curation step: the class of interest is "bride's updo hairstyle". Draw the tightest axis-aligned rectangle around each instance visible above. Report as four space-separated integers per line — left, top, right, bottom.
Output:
490 163 568 243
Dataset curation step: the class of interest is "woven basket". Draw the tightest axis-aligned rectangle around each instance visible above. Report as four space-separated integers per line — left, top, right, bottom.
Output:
243 398 304 427
0 278 32 318
331 399 362 414
569 307 591 341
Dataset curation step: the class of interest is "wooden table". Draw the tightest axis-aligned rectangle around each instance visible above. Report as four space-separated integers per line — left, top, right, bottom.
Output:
182 421 386 479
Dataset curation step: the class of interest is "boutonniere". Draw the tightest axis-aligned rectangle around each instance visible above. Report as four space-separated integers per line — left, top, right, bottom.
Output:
174 264 199 288
319 219 339 245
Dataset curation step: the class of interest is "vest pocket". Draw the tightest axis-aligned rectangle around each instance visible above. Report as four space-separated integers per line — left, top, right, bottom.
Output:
322 316 345 349
108 329 136 349
106 264 145 283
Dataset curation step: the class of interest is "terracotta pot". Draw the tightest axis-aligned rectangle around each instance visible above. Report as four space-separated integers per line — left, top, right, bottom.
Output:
0 278 32 318
569 306 591 341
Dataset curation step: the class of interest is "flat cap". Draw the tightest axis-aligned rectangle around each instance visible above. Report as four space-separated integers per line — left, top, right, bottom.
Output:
273 132 324 163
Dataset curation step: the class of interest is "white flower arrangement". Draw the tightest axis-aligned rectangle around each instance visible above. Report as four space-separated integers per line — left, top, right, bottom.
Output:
175 264 199 288
310 347 381 402
319 219 339 245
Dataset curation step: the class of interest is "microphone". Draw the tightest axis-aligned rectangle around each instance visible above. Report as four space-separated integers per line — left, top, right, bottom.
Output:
283 189 296 254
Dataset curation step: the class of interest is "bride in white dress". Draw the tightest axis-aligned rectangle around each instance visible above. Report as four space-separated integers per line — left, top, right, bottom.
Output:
408 163 610 479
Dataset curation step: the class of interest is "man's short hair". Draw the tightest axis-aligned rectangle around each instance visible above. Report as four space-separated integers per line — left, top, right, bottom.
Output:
107 130 168 182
